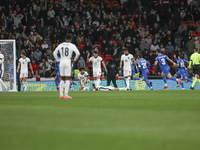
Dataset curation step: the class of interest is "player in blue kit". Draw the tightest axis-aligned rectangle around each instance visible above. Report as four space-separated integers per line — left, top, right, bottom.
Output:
137 54 153 90
154 49 181 89
174 55 193 89
8 61 14 90
54 57 61 91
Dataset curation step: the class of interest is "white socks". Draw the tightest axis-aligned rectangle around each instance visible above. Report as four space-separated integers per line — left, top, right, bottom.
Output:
24 81 27 91
96 79 100 87
0 79 7 89
60 80 70 97
126 77 130 89
64 80 70 96
0 83 2 91
60 80 64 97
119 88 127 91
87 79 90 89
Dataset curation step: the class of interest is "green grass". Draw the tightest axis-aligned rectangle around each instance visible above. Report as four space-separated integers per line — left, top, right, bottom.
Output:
0 90 200 150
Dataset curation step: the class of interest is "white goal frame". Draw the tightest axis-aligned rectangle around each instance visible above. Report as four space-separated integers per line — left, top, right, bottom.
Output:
0 39 17 92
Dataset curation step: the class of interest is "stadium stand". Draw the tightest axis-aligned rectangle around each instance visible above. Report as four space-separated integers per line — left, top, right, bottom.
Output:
0 0 199 77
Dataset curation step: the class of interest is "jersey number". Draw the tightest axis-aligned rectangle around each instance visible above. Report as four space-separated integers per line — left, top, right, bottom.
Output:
180 62 184 67
61 47 69 56
142 62 147 69
161 58 166 65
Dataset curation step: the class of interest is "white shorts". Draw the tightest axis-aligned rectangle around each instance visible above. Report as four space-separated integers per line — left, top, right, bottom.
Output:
59 60 72 77
123 69 131 77
20 72 28 78
93 69 101 78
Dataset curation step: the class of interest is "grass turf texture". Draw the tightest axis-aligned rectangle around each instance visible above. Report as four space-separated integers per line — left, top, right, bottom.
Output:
0 90 200 150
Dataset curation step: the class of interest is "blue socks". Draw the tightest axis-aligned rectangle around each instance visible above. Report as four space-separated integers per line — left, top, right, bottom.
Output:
187 78 193 83
181 82 184 88
10 82 13 90
163 76 167 84
133 77 141 80
55 81 60 90
146 80 151 88
170 77 177 81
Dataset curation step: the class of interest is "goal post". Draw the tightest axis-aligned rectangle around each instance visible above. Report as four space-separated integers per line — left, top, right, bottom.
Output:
0 39 17 92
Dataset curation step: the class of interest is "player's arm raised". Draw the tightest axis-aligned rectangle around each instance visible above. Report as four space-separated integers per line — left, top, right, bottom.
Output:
87 52 90 63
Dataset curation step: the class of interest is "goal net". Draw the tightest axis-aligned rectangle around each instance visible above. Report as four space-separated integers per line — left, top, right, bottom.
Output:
0 40 17 92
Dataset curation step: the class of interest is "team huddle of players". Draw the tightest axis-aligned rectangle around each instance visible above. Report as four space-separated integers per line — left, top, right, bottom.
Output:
0 34 194 96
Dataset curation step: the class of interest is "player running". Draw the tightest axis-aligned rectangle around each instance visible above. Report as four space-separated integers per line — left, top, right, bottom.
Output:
53 34 80 99
87 51 107 88
78 67 90 91
154 49 181 89
137 54 153 90
174 55 193 89
120 48 133 89
17 52 34 92
54 57 61 91
0 48 8 92
91 83 128 91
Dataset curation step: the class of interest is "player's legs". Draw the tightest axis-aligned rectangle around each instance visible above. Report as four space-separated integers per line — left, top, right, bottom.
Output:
132 68 140 80
143 70 153 90
111 77 117 88
0 69 8 92
24 78 28 91
96 75 101 87
166 73 181 85
174 72 181 88
124 70 131 89
161 72 168 88
107 76 111 86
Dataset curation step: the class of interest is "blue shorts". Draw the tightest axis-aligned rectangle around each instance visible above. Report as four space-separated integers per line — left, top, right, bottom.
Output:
142 69 149 81
161 66 170 76
55 71 60 80
175 69 187 78
132 67 135 76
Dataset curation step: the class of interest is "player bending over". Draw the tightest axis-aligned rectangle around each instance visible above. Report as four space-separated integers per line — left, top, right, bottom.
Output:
174 55 193 89
17 52 34 92
154 49 181 89
78 67 90 91
0 48 8 92
120 48 133 90
137 54 153 90
87 51 107 87
91 83 128 91
53 34 80 99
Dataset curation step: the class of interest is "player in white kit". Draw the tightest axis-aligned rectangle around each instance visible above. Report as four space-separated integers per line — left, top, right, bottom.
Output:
53 34 80 99
120 48 133 89
91 83 128 91
0 48 8 92
87 51 107 87
78 67 90 91
17 52 34 91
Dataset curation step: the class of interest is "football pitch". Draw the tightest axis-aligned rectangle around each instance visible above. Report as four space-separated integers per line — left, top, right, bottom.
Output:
0 90 200 150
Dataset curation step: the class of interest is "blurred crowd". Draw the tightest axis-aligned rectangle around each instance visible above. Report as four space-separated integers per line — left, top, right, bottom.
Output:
0 0 200 77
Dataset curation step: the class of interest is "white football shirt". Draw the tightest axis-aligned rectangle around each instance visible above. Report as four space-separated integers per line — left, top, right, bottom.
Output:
121 53 133 70
0 53 4 65
89 56 102 70
53 42 80 62
19 57 30 72
78 71 89 81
